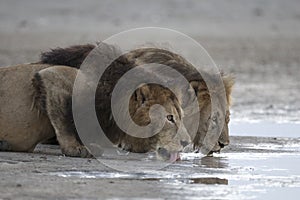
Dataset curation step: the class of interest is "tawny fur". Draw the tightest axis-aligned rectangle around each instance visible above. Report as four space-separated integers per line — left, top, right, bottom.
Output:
0 42 234 158
0 62 190 157
40 44 234 153
0 64 55 152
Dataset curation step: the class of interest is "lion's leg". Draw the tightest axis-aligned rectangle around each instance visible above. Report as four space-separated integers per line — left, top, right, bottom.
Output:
35 66 92 158
44 95 92 158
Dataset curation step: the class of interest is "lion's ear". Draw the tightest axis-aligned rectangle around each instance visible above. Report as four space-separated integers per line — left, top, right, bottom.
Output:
134 84 151 105
190 80 209 97
222 74 235 105
189 80 210 108
188 81 198 96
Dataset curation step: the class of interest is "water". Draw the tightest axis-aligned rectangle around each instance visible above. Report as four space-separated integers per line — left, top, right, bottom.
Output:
230 121 300 138
51 137 300 200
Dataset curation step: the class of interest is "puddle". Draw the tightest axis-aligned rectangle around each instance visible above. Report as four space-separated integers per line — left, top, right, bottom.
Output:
45 123 300 200
50 137 300 200
51 170 228 185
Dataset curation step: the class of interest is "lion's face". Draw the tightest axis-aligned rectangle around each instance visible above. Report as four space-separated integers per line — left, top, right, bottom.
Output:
186 76 234 154
121 84 191 161
193 101 231 154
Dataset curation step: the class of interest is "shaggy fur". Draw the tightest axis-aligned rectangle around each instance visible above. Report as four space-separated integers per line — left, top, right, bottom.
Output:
0 62 190 158
40 43 234 153
40 44 95 68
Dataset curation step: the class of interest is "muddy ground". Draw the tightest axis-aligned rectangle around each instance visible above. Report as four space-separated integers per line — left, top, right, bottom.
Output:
0 0 299 199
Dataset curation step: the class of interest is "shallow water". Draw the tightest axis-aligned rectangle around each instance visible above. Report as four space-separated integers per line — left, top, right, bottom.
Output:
51 138 300 200
230 121 300 138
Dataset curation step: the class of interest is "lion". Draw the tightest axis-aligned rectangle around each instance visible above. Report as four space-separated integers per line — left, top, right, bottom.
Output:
0 48 191 159
40 43 234 155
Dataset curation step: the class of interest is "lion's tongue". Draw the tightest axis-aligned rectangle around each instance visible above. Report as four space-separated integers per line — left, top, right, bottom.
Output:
169 152 180 162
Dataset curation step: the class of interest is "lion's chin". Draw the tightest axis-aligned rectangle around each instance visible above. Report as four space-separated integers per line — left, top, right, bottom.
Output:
207 149 221 156
206 143 223 156
156 147 181 162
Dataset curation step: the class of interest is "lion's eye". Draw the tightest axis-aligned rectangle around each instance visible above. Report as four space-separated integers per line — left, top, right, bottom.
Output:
167 115 175 123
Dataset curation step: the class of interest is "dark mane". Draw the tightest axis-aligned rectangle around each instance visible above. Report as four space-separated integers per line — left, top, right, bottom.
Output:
40 44 95 68
39 43 204 82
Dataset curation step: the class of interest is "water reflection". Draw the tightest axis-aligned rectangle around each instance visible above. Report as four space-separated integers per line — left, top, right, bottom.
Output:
193 156 228 169
47 136 300 199
51 170 228 185
190 177 228 185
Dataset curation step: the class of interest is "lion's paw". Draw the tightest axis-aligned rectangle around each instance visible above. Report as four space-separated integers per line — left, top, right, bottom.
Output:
61 145 93 158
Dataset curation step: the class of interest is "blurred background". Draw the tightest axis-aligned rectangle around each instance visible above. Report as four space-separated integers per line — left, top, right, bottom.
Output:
0 0 299 136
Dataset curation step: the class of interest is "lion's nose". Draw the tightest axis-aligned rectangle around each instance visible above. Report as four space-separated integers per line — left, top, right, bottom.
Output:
218 141 229 148
157 147 169 157
180 140 189 147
